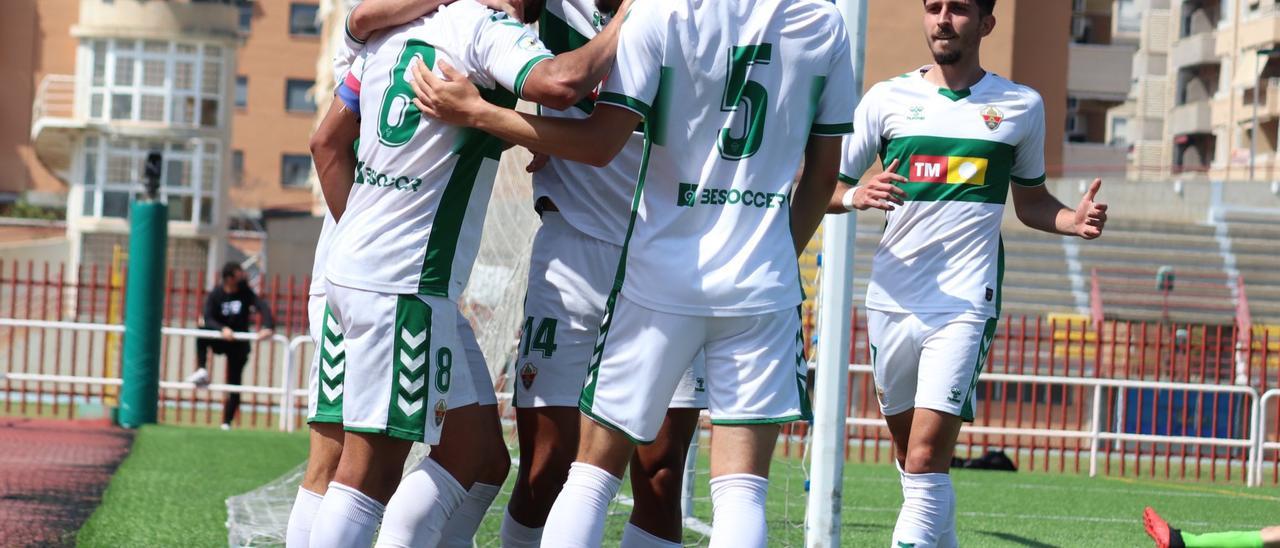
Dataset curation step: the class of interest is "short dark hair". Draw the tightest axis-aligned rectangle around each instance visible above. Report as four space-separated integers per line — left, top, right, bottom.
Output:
221 261 242 280
924 0 997 16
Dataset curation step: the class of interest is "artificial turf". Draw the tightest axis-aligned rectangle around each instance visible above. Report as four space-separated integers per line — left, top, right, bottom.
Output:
75 425 307 547
73 425 1280 546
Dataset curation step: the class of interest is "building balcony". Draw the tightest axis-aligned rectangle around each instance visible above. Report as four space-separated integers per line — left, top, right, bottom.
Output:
1235 78 1280 123
1068 43 1137 101
1235 6 1280 53
1172 31 1219 69
1170 100 1214 135
72 0 240 43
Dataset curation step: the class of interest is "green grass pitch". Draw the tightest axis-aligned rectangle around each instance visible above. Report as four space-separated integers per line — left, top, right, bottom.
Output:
75 426 1280 546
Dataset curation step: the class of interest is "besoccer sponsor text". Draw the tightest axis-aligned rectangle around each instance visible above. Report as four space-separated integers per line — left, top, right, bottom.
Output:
677 182 788 209
355 160 424 192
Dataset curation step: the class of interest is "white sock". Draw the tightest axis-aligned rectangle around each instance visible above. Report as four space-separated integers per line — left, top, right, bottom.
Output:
437 482 501 548
892 472 954 548
309 482 385 548
708 474 768 548
620 521 682 548
375 457 468 548
286 487 325 548
500 508 543 548
941 478 959 548
540 462 622 548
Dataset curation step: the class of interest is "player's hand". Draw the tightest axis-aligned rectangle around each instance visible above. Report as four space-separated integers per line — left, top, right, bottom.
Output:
851 159 908 211
410 60 485 127
221 327 235 341
257 328 274 341
526 152 550 173
1073 178 1107 240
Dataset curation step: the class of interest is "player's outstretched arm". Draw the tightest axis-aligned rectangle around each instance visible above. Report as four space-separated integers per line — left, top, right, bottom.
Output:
1010 178 1108 239
790 135 843 256
309 99 361 221
519 0 634 110
827 159 908 214
347 0 456 41
411 61 638 166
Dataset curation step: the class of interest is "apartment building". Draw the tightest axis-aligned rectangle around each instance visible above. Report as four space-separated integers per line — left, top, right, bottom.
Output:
1114 0 1280 181
1065 0 1141 179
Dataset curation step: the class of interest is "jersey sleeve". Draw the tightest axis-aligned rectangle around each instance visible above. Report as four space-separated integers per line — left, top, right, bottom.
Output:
596 2 666 117
471 14 554 100
336 54 365 116
1011 91 1047 187
334 9 366 85
838 86 883 184
811 18 856 137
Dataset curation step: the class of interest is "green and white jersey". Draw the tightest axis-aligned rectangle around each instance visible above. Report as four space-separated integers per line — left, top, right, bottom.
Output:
597 0 855 316
309 212 337 296
325 1 553 299
841 67 1047 318
533 0 641 246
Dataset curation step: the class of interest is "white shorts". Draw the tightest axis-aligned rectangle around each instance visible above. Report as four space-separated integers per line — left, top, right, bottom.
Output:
322 282 490 444
580 293 809 443
517 213 706 409
866 309 998 422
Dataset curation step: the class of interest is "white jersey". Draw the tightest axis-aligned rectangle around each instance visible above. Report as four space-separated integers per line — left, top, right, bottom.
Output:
309 212 337 296
841 67 1047 318
597 0 855 316
325 1 553 298
532 0 642 246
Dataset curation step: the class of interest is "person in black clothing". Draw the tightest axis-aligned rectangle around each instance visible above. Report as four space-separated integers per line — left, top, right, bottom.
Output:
187 261 275 429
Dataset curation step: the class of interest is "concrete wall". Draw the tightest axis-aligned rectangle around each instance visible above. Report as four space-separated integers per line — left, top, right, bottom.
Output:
263 214 323 284
1042 178 1280 224
0 237 71 265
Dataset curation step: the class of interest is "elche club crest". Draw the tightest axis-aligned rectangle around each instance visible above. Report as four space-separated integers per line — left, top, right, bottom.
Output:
434 399 448 427
981 105 1004 131
520 363 538 389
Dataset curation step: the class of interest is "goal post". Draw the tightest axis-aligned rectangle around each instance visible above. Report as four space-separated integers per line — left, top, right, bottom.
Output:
804 0 865 545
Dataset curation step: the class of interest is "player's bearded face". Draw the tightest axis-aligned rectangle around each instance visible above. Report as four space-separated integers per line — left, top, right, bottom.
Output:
923 0 988 66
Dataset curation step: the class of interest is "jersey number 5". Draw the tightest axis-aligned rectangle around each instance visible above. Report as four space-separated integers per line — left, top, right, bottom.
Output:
379 39 437 147
718 43 773 161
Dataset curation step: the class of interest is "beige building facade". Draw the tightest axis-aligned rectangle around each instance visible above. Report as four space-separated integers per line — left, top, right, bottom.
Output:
1116 0 1280 181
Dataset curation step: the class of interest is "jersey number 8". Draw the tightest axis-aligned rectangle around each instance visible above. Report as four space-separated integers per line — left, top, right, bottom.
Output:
379 39 437 147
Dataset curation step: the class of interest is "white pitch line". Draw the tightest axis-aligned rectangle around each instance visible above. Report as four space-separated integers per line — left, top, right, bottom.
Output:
842 505 1265 530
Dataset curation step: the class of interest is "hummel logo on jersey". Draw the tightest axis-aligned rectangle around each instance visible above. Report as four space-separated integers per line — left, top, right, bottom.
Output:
909 155 988 185
907 105 925 121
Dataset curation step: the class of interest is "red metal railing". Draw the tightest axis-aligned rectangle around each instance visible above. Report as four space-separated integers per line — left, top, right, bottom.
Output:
0 259 309 428
2 260 1278 484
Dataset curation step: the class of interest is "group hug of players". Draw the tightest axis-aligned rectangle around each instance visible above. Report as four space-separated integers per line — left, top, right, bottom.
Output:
280 0 1114 546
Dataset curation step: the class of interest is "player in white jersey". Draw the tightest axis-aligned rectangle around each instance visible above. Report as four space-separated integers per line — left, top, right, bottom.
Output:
301 0 637 545
828 1 1109 546
410 0 855 544
286 2 458 545
499 0 706 546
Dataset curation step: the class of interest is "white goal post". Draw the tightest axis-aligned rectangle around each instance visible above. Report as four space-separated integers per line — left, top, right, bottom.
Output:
804 1 865 546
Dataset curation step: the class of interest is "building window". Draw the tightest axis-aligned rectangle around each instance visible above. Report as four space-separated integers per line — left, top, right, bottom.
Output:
1109 117 1129 147
238 3 253 33
281 154 312 188
84 39 224 128
285 79 315 112
235 76 248 109
232 150 244 186
80 136 219 225
289 3 320 36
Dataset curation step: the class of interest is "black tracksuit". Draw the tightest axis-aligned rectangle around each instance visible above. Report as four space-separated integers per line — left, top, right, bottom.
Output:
199 280 275 424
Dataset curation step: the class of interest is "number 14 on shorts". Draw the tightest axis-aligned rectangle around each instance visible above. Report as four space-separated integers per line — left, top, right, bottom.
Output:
521 316 559 358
